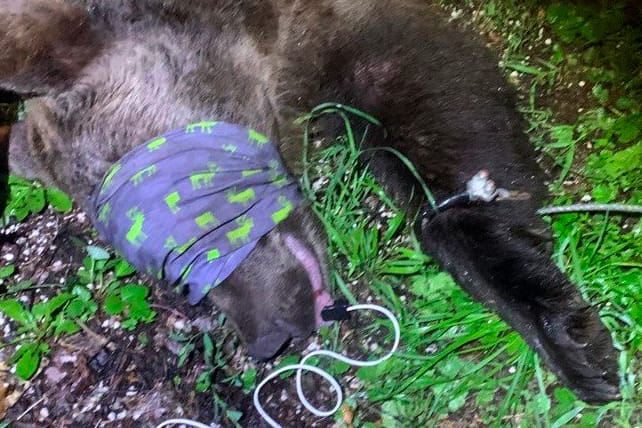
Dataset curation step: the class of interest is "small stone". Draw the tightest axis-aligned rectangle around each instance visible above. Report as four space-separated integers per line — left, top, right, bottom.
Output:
173 319 186 331
39 407 50 419
578 80 586 87
544 38 552 45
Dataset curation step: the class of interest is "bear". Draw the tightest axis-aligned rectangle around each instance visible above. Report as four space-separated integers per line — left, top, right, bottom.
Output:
0 0 619 403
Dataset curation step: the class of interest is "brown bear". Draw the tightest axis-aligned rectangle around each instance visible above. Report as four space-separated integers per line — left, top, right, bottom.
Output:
0 0 619 403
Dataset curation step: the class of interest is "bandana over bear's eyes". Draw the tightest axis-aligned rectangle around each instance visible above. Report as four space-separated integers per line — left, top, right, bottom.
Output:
92 121 304 304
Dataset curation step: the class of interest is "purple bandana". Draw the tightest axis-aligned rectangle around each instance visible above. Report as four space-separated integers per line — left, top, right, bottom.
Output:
91 121 304 304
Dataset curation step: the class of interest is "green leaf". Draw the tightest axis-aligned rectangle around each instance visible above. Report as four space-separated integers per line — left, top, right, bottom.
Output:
115 259 137 277
120 284 149 301
242 368 257 391
592 83 609 104
34 292 72 321
0 264 15 279
203 333 214 360
505 61 542 76
65 298 96 319
447 391 468 413
195 370 212 392
45 188 73 212
592 184 617 203
15 342 41 380
226 410 243 423
104 293 124 315
27 187 46 214
53 318 80 335
0 299 35 329
121 318 139 330
72 285 92 302
531 393 551 414
484 1 496 16
87 245 111 261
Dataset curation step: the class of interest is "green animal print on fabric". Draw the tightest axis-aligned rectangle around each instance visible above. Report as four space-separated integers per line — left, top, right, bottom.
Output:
126 207 147 247
226 187 256 205
226 216 254 246
271 196 294 224
206 249 220 262
101 163 122 192
130 164 157 186
91 121 303 305
242 169 261 177
248 129 269 145
147 136 167 151
190 162 220 189
186 121 219 133
195 212 218 229
268 159 288 188
165 191 181 213
97 202 111 223
164 236 197 255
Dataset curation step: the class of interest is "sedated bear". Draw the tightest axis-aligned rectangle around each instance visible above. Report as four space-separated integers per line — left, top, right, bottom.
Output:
0 0 619 403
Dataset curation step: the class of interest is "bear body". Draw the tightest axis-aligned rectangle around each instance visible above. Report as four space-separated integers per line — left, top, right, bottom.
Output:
0 0 619 402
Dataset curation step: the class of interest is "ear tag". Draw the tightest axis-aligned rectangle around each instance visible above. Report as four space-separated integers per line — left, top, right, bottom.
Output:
321 299 351 322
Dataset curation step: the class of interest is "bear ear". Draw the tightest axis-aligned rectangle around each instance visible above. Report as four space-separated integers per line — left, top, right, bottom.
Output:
0 0 102 94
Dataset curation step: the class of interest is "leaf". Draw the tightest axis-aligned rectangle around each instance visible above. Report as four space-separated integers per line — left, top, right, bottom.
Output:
203 333 214 361
33 292 73 321
120 284 149 301
592 83 609 104
592 184 617 203
505 61 542 76
242 368 257 391
72 285 92 302
0 299 35 329
121 318 139 330
104 293 124 315
53 318 80 335
178 342 195 367
0 264 15 279
15 342 41 380
27 187 46 214
65 299 90 318
226 410 243 423
86 245 110 261
447 391 468 413
114 259 137 277
45 188 73 212
195 370 212 392
531 393 551 414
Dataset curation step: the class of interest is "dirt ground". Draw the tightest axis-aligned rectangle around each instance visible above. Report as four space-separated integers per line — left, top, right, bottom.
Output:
0 204 366 427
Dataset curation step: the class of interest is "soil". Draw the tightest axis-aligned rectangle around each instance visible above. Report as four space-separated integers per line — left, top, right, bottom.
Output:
0 205 378 428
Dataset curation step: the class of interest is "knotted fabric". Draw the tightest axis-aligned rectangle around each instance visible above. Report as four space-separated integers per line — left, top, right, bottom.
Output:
92 121 304 304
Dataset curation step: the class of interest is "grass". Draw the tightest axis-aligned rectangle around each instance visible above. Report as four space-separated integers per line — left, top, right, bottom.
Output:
297 1 642 426
309 1 640 426
1 1 641 426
